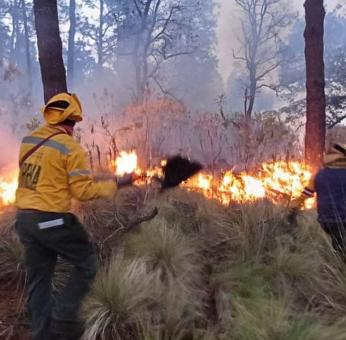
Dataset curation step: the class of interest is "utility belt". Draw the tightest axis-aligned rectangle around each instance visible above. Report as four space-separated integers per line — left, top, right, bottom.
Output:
16 209 77 230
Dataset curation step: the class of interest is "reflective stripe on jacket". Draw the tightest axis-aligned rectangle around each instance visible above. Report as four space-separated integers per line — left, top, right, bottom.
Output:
15 124 117 212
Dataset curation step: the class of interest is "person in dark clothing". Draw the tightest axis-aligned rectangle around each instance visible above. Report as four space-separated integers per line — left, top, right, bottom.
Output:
291 144 346 257
15 212 97 340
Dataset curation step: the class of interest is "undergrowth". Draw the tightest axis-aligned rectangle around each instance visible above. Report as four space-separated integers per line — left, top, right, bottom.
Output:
2 188 346 339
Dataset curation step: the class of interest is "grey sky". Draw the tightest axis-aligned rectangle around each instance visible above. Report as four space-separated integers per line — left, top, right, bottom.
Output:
215 0 342 84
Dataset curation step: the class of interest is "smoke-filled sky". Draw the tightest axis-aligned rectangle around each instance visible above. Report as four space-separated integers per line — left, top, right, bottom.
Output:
216 0 343 83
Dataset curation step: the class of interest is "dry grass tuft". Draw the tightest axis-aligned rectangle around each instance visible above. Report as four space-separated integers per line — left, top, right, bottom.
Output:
124 217 201 282
6 188 346 339
82 255 158 340
0 213 25 289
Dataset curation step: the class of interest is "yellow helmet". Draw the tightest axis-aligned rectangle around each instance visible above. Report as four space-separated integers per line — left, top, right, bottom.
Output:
42 92 83 125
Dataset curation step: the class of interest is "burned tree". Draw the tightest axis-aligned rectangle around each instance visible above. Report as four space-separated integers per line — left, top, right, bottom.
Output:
233 0 293 119
304 0 326 170
33 0 67 102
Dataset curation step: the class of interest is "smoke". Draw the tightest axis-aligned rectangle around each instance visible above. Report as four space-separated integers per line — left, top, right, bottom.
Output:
215 0 240 85
215 0 342 84
0 0 344 174
0 129 20 171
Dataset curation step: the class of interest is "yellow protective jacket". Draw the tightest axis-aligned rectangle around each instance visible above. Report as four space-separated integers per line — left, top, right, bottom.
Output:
15 124 117 212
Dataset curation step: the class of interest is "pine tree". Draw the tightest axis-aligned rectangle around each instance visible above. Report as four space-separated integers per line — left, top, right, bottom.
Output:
304 0 326 170
33 0 67 102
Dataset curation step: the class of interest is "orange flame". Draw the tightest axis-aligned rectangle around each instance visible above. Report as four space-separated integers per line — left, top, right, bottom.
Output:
184 161 314 208
0 152 315 210
115 150 138 176
0 171 18 208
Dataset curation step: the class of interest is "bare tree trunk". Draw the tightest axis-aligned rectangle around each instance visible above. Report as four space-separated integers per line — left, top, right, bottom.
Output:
67 0 76 89
133 24 145 103
9 0 19 65
33 0 67 103
246 70 256 119
21 0 32 88
134 44 149 103
133 0 153 103
97 0 104 67
304 0 326 170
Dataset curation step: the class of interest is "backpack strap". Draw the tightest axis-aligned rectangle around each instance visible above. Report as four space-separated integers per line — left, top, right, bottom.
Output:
19 131 66 167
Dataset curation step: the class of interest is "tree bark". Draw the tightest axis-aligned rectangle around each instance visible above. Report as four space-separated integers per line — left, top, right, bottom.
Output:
67 0 76 90
33 0 67 103
246 69 256 120
304 0 326 170
133 0 153 103
21 0 32 88
97 0 104 67
9 0 19 65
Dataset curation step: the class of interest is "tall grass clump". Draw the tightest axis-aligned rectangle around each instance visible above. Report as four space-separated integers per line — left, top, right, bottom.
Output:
229 297 316 340
76 189 346 339
137 282 206 340
82 255 158 340
308 246 346 318
0 213 25 288
228 295 346 340
124 217 201 282
123 216 207 339
224 201 292 263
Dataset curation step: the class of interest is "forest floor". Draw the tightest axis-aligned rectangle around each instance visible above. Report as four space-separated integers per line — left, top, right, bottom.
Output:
2 188 346 340
0 285 28 340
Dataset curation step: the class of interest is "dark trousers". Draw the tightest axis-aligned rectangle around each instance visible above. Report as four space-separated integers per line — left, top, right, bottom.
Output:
320 221 346 258
15 211 97 340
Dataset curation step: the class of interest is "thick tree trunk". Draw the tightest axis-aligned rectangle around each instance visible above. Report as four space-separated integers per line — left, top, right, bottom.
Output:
21 0 32 88
33 0 67 103
304 0 326 170
133 2 152 103
9 1 19 65
67 0 76 90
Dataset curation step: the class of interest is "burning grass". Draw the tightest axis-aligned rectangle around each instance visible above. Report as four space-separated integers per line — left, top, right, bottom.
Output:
0 170 18 209
0 151 315 210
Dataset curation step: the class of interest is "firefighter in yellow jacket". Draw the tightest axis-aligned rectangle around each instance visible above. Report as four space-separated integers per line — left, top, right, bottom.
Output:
15 93 134 340
291 143 346 257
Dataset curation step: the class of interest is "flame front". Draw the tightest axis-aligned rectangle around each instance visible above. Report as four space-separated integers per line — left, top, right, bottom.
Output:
115 151 138 176
184 161 314 208
0 152 315 210
0 171 18 208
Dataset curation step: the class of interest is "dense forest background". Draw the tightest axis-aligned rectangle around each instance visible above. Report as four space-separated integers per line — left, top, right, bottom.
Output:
0 0 345 168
